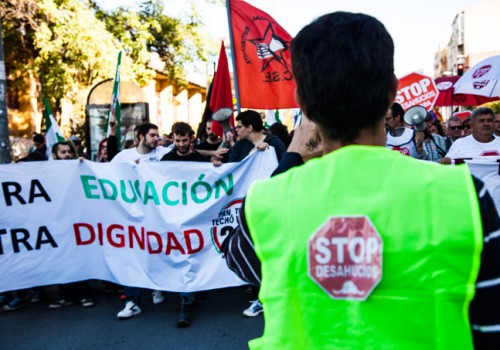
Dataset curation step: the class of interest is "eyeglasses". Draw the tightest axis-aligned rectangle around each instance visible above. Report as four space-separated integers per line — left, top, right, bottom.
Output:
463 125 471 130
449 126 464 131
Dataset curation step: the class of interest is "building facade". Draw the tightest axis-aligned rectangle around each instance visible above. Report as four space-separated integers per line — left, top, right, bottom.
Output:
434 0 500 77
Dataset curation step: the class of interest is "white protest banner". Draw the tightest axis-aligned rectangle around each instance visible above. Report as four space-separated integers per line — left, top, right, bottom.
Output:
0 150 278 293
465 159 500 215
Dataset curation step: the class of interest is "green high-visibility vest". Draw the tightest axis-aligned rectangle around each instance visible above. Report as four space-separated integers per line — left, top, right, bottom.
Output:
245 145 482 350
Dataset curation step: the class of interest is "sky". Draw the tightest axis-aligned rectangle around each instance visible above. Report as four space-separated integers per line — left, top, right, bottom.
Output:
103 0 487 78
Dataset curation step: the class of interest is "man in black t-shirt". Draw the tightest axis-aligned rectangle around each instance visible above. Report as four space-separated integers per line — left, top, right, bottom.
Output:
196 120 222 152
161 122 208 162
160 122 207 327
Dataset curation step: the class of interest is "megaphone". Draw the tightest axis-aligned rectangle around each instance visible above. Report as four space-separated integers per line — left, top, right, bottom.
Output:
212 107 233 133
403 106 427 132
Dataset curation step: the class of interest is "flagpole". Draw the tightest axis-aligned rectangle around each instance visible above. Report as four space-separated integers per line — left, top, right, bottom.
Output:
225 0 241 113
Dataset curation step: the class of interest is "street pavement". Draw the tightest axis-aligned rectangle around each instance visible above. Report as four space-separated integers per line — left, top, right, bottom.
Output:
0 282 263 350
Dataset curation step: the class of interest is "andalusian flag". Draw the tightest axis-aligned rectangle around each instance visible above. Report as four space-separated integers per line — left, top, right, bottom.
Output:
293 108 303 128
106 51 122 144
264 109 281 128
43 98 66 159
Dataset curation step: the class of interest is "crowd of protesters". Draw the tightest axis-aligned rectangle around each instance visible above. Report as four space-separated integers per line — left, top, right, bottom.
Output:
0 112 288 328
2 99 500 347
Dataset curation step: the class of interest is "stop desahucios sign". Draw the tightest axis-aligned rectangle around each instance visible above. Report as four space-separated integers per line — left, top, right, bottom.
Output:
308 216 383 301
395 72 438 111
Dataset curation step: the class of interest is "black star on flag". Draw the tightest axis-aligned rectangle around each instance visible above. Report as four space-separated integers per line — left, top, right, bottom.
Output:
248 22 292 73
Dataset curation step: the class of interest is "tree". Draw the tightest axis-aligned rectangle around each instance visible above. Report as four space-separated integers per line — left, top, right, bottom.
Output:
0 0 151 138
1 0 212 143
91 0 209 85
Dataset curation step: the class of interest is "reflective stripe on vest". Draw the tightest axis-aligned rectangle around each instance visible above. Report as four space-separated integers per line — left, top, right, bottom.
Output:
245 145 482 350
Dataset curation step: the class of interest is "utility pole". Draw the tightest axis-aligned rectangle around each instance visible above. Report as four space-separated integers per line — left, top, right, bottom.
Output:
0 20 11 164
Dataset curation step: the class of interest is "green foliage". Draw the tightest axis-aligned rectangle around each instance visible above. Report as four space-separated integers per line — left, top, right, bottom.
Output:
1 0 212 141
92 0 209 85
1 0 149 114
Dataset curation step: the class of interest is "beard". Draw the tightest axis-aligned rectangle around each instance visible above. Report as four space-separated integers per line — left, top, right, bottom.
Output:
208 133 218 142
177 144 191 155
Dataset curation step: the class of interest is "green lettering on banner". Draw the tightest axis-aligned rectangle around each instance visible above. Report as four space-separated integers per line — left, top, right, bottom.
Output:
98 179 118 200
162 181 179 206
143 181 160 205
215 173 234 199
80 175 100 199
121 180 138 203
191 174 212 204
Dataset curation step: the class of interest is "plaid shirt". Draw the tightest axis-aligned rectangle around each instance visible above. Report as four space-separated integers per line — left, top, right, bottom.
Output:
423 134 448 162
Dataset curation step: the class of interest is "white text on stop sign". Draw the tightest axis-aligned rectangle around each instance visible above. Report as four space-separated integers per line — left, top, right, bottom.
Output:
399 78 431 99
314 237 379 264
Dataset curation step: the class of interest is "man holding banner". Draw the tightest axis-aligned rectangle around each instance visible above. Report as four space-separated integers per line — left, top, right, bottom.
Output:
49 142 95 309
112 123 170 319
223 11 500 349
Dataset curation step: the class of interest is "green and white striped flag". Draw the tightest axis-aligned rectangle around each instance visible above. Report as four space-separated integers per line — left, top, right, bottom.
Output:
264 109 281 128
43 98 66 159
106 51 122 146
293 108 303 128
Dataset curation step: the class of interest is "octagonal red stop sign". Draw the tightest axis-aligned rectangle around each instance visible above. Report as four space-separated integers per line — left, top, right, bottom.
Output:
395 72 438 111
308 216 383 301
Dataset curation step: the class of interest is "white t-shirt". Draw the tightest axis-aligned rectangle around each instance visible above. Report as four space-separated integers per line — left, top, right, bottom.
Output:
386 127 419 158
445 135 500 159
111 145 172 164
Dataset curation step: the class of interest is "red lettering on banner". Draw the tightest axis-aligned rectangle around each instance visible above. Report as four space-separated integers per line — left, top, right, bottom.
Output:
107 224 125 248
97 222 103 246
184 229 204 254
147 231 163 254
129 226 145 250
73 223 95 245
72 223 204 256
165 231 185 255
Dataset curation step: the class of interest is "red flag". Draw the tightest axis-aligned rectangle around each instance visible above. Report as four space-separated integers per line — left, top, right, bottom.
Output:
209 42 234 138
229 0 297 109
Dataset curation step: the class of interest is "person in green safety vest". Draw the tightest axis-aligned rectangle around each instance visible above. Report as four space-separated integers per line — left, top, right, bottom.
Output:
222 11 500 350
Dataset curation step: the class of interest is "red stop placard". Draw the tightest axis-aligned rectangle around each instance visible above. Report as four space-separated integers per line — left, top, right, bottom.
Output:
308 216 383 301
395 72 438 111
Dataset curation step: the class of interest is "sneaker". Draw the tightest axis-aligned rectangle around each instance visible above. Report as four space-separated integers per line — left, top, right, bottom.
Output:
152 290 164 304
3 298 25 311
31 291 41 303
80 298 94 308
49 299 74 309
176 302 192 328
243 299 263 317
117 301 141 319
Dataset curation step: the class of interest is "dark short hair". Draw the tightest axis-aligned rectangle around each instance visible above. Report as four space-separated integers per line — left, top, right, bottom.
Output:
291 12 395 143
136 123 158 138
172 122 194 137
51 141 72 155
470 107 495 124
390 103 405 123
236 110 263 132
33 133 45 144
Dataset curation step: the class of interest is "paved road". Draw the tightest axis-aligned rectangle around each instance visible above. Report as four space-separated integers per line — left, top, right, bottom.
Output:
1 283 263 350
